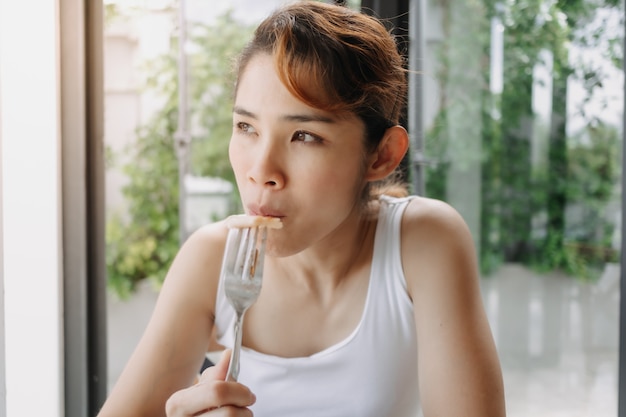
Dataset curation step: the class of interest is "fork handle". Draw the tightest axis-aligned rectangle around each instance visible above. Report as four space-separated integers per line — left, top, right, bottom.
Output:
226 312 244 382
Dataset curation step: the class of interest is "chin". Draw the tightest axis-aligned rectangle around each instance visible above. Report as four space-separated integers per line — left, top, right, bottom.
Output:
264 237 304 259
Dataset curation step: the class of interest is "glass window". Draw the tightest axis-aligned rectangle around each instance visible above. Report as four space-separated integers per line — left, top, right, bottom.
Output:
419 1 623 415
102 1 624 416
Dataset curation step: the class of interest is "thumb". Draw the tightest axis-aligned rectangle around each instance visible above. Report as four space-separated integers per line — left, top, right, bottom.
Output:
200 349 232 382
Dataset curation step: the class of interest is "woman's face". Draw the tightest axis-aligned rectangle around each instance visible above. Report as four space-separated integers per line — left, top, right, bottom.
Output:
229 53 369 257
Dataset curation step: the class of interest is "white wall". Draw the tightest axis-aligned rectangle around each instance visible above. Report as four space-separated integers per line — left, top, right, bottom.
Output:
0 1 64 416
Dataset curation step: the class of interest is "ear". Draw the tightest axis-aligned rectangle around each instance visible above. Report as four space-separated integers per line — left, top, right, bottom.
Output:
365 126 409 181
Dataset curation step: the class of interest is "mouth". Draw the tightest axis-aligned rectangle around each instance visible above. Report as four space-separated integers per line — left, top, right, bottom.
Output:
246 204 285 220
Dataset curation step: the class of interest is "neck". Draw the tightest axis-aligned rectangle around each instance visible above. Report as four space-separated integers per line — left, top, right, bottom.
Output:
270 211 377 296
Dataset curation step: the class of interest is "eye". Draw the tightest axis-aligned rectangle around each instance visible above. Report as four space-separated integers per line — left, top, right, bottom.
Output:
235 121 256 135
293 130 323 144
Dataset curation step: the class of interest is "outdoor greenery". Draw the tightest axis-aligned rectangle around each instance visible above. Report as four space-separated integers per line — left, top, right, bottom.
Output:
424 0 623 278
106 9 254 298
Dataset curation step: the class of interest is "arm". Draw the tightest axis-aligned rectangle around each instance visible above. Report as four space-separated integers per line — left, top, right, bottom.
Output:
402 198 506 417
97 222 254 417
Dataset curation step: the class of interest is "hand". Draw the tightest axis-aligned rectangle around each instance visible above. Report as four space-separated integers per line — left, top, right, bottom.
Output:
165 349 256 416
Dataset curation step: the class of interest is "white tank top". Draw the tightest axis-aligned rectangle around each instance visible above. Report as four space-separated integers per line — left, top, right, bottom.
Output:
215 195 420 416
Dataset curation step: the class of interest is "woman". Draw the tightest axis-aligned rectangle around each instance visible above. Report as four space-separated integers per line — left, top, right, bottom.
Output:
97 2 506 416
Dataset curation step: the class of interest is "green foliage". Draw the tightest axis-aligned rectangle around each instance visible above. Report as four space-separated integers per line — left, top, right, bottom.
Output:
107 106 180 298
568 123 620 204
424 109 450 202
425 0 623 279
106 10 254 298
104 3 124 26
561 122 621 273
188 15 255 183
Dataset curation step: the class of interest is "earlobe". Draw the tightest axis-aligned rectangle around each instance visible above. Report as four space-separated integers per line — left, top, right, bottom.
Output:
365 126 409 181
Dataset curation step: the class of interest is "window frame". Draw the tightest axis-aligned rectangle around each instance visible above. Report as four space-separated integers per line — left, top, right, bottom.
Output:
59 0 107 415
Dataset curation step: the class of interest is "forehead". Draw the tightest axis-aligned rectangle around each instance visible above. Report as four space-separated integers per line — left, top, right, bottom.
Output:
234 54 312 114
237 52 342 111
235 54 281 96
235 54 359 124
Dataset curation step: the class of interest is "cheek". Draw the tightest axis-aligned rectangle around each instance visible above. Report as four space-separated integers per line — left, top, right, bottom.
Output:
228 140 246 181
301 158 365 198
228 138 238 166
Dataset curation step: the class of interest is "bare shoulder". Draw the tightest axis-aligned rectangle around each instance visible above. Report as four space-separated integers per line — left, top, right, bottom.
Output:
141 220 231 351
158 219 230 310
401 196 474 249
174 219 230 270
400 196 478 294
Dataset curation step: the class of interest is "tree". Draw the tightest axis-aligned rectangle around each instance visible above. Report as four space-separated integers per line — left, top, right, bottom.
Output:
106 10 255 298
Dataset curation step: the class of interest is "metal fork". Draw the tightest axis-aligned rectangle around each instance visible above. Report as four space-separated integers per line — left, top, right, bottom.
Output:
221 225 268 382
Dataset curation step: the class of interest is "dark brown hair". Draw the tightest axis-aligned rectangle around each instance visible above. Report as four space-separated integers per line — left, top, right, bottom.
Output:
235 1 409 199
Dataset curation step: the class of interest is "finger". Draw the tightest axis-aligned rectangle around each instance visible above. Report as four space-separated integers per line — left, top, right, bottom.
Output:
194 405 254 417
200 349 232 382
165 379 255 417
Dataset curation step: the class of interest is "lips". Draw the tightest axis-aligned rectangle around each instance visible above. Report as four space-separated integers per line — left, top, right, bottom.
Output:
246 203 285 219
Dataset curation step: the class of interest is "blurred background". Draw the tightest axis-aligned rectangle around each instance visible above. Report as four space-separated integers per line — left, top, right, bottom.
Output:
101 1 624 416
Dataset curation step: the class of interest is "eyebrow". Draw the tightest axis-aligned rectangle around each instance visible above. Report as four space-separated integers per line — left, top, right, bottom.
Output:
233 106 336 124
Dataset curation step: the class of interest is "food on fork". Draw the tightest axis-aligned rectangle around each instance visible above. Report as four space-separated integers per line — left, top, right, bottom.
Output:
226 214 283 229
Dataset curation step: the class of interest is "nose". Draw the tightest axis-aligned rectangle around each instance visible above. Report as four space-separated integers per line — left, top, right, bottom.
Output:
246 142 285 189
